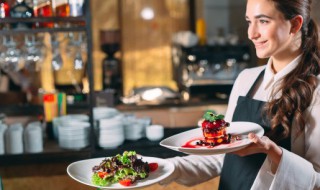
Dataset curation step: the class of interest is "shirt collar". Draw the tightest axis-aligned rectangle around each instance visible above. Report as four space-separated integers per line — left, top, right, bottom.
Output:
262 55 302 89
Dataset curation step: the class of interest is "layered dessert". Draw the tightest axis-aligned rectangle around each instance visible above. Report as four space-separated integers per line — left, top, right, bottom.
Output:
198 111 230 146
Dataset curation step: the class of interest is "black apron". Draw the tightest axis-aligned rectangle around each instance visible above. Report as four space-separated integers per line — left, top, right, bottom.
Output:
218 70 291 190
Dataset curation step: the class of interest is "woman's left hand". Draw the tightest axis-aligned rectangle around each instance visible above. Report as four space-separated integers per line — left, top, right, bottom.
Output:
232 133 283 173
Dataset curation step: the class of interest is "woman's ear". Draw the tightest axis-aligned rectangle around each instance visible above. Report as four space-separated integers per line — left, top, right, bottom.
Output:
290 15 303 34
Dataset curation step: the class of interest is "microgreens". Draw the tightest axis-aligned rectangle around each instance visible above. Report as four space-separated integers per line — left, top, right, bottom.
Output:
203 111 224 122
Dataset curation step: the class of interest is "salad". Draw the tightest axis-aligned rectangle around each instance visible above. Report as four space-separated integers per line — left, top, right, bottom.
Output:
91 151 159 187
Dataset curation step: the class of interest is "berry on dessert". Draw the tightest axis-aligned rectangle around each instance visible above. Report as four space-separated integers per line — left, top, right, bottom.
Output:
201 111 230 145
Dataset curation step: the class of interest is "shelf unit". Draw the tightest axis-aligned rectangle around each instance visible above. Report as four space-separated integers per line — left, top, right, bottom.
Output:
0 17 87 34
0 0 96 166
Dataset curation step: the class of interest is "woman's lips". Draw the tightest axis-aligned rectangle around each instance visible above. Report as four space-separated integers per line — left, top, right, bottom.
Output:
254 41 267 48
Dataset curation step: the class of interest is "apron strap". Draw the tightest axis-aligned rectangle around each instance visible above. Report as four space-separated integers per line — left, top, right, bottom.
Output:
246 69 265 98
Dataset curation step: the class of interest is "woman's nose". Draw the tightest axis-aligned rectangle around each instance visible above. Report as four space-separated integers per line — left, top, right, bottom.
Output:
248 25 260 40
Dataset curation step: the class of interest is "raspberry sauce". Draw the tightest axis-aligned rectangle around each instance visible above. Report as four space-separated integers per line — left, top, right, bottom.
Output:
181 134 244 148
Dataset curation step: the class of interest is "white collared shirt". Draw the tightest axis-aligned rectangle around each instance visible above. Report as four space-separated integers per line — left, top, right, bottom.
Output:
165 55 320 190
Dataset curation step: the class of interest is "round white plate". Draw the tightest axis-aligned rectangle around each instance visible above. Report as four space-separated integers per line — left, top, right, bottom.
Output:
160 121 264 155
67 156 174 189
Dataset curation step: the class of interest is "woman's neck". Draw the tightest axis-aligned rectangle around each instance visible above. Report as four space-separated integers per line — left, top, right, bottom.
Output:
271 50 301 74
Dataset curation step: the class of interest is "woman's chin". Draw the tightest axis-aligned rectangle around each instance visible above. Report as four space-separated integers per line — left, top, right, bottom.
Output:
256 52 269 59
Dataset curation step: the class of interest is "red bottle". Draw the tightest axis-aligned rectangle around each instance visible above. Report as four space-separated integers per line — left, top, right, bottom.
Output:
0 0 9 29
33 0 54 28
0 0 9 18
53 0 69 17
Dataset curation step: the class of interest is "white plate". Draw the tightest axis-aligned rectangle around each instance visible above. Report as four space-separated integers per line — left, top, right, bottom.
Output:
67 156 174 189
160 121 264 155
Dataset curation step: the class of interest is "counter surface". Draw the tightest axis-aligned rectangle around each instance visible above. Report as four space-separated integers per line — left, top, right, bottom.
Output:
0 127 192 177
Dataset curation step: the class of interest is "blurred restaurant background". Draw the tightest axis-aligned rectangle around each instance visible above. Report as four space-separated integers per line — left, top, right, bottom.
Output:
0 0 319 189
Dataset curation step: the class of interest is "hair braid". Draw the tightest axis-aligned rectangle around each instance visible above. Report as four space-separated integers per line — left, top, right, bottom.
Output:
265 1 320 141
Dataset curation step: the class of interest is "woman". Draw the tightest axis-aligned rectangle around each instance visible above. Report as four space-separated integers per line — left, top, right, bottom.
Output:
163 0 320 189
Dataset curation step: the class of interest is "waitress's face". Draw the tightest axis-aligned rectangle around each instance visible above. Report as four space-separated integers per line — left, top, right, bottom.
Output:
246 0 293 59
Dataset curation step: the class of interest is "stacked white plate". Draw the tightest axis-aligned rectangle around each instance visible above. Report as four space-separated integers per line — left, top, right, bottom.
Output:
123 115 151 141
97 114 124 149
93 107 119 121
57 121 90 150
53 114 89 140
0 123 8 155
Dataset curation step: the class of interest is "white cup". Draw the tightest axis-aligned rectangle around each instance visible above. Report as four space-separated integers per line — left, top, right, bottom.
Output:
0 124 8 155
146 125 164 141
24 122 43 153
124 122 145 141
5 123 24 154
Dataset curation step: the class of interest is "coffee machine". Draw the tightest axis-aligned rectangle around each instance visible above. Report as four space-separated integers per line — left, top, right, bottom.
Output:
171 43 251 101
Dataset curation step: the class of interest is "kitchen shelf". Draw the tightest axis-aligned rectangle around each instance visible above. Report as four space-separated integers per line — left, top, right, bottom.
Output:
0 104 90 116
184 79 235 87
0 16 86 23
0 27 87 35
0 16 87 34
0 0 96 168
0 140 91 166
0 127 190 178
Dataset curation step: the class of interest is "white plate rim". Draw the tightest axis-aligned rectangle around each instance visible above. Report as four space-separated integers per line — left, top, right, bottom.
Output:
160 121 264 155
67 156 174 190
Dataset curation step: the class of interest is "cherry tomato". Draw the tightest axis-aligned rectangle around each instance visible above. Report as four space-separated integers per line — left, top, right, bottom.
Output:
148 163 158 172
119 179 132 186
97 171 108 179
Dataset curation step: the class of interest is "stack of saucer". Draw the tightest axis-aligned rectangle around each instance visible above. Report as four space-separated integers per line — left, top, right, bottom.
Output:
97 114 124 149
0 124 8 155
93 107 119 121
53 114 89 139
57 121 90 150
5 123 24 154
24 121 43 153
123 115 151 141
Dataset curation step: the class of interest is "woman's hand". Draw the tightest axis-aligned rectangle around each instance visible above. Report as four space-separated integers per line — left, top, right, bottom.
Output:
232 133 283 173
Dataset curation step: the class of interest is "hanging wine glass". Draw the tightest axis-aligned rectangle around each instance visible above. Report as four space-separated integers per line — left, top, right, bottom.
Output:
0 36 6 70
73 51 83 70
66 32 86 70
51 34 63 71
2 36 23 72
23 34 46 72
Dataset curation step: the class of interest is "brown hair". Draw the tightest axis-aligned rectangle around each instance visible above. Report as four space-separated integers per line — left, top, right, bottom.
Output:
265 0 320 141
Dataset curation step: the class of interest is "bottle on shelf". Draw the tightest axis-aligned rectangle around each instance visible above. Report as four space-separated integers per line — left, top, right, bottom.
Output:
52 0 69 27
52 0 69 17
33 0 54 28
67 0 85 26
0 0 9 18
43 93 57 140
196 18 206 45
68 0 83 17
10 0 34 29
0 0 10 29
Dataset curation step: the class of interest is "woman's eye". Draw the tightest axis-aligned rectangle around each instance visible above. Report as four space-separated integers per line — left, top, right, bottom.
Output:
259 20 269 24
246 20 251 25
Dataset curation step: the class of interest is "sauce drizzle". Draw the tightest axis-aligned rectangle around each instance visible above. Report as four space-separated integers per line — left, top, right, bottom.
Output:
181 135 243 149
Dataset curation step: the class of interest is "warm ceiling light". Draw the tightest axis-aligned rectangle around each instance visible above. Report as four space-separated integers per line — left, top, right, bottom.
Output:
140 7 154 20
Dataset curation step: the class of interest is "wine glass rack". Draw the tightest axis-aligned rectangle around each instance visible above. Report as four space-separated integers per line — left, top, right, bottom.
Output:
0 0 95 168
